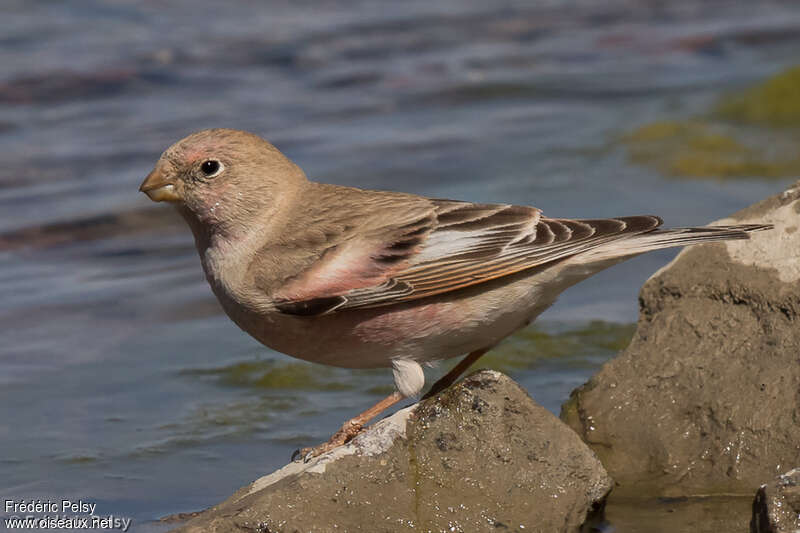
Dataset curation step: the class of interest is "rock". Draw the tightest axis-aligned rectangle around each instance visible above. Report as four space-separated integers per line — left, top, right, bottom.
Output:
562 180 800 496
751 468 800 533
174 370 612 533
604 492 754 533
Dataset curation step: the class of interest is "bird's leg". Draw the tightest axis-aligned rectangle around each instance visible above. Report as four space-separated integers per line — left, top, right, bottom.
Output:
422 347 489 399
293 391 405 462
293 347 490 462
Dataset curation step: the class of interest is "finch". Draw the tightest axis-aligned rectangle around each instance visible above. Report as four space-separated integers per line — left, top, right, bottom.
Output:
140 128 770 459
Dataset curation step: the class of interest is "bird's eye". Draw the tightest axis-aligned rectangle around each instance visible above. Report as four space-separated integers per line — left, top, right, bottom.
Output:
200 160 223 177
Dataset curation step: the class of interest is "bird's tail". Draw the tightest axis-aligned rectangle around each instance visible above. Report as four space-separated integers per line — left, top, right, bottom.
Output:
582 223 772 261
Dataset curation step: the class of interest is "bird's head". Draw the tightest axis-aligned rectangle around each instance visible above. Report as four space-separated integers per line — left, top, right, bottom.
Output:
140 128 306 238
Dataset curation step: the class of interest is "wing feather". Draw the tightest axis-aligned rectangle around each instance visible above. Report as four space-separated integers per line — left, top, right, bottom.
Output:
273 196 665 315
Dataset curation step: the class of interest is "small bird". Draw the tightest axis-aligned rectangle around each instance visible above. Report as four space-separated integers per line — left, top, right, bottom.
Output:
140 128 770 460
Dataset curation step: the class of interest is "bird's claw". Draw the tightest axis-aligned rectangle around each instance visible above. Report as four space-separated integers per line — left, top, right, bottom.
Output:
290 421 364 463
290 446 319 463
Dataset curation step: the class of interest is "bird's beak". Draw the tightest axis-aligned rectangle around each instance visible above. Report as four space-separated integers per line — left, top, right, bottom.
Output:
139 169 180 203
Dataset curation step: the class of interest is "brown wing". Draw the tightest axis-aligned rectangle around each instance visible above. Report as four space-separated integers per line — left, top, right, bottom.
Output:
273 197 662 315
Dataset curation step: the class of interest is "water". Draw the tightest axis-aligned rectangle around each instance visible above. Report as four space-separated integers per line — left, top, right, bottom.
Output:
1 1 799 530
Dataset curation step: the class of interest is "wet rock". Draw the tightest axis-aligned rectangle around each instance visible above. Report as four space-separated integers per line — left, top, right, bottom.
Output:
174 370 612 533
751 468 800 533
605 492 753 533
563 181 800 497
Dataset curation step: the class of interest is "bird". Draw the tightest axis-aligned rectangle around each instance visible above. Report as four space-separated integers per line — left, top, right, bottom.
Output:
139 128 771 460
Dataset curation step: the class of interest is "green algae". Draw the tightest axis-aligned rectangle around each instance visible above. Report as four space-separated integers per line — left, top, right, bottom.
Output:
621 65 800 180
182 359 354 391
57 453 100 464
365 383 398 396
622 120 799 179
127 398 292 457
714 65 800 126
181 322 634 394
474 320 635 374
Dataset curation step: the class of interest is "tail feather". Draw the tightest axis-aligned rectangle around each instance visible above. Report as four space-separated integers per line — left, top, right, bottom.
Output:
643 223 772 245
581 223 772 261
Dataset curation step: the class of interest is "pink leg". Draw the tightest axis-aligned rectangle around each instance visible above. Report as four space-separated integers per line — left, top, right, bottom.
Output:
294 346 490 461
293 391 404 461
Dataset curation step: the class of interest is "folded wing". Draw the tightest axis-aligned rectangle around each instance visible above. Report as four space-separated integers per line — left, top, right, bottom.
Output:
272 198 665 315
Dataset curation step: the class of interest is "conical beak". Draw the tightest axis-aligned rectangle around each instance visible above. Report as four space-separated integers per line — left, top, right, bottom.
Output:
139 169 180 203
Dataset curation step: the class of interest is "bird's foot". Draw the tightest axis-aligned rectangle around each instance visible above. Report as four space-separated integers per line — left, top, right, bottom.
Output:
291 391 405 462
291 420 364 463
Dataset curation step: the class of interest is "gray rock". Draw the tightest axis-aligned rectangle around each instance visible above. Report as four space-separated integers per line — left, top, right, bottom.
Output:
751 468 800 533
562 181 800 496
173 370 612 533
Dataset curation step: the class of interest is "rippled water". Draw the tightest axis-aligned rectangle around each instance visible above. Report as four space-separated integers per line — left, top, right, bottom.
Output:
2 1 799 530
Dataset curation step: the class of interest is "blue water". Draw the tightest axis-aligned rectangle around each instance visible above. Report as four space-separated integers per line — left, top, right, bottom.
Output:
1 1 799 530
